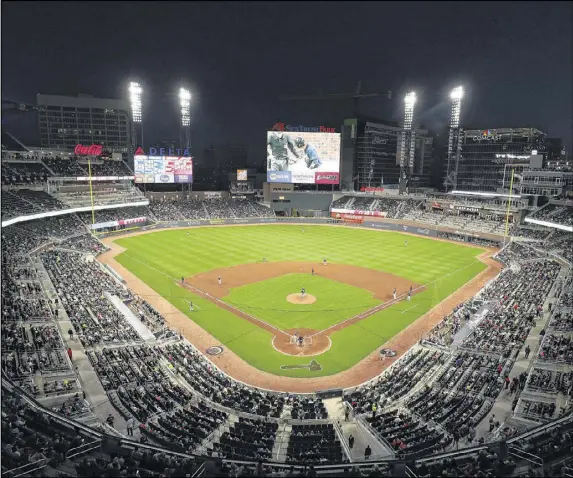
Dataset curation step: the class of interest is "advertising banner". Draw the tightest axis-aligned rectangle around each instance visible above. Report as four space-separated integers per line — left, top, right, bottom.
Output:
134 155 193 184
266 130 340 184
76 176 135 181
360 186 385 193
315 172 339 185
174 174 193 183
267 171 292 183
330 208 387 218
270 183 294 193
237 169 248 181
119 217 146 226
154 174 174 183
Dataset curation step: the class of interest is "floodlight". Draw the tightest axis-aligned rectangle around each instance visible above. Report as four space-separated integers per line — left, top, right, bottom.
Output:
179 87 191 127
404 92 416 106
450 86 464 100
129 81 142 123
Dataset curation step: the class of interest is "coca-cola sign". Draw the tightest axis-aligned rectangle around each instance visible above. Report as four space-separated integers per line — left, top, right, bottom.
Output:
75 144 103 156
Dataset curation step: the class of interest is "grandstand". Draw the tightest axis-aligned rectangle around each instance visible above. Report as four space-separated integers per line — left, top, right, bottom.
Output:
2 183 572 477
1 133 572 477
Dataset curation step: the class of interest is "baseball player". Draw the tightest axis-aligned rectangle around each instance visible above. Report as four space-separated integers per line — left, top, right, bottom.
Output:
405 240 408 247
181 276 185 284
393 288 397 300
189 302 194 312
267 132 300 171
294 137 323 169
407 291 411 302
323 258 327 266
186 232 190 237
311 268 315 276
301 287 306 299
218 276 222 285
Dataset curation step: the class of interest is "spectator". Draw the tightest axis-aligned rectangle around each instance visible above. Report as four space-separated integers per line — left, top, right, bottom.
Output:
67 347 73 361
365 445 372 460
525 344 531 359
106 414 115 428
127 417 135 436
349 434 354 449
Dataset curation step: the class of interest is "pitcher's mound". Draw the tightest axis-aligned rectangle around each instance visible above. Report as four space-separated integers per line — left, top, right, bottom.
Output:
286 293 316 305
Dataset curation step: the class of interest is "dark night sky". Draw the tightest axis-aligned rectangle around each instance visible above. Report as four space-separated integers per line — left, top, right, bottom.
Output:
2 1 572 163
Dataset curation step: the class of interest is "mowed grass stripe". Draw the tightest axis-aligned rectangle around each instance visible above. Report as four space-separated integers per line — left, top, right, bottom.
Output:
114 225 486 377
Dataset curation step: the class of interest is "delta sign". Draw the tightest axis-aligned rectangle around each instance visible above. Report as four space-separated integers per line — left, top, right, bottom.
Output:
134 146 191 157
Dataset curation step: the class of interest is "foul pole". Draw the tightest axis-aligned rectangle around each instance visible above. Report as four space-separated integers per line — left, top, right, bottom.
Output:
88 158 95 226
503 168 515 244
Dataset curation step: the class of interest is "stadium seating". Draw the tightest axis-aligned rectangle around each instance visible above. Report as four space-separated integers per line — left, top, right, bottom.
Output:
2 192 572 476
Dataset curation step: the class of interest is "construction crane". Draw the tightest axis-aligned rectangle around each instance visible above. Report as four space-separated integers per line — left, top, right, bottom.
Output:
279 81 392 117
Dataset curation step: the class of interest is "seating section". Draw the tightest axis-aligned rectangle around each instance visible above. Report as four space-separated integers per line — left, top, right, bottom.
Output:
148 198 275 221
530 203 573 227
286 424 343 465
1 190 66 220
212 417 278 461
1 195 572 473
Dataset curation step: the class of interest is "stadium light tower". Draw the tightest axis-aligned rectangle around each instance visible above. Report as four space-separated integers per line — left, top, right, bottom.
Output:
444 86 464 192
397 92 417 194
179 87 192 153
129 81 144 154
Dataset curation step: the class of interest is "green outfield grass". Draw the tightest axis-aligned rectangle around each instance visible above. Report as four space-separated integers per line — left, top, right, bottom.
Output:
224 273 380 330
114 225 487 377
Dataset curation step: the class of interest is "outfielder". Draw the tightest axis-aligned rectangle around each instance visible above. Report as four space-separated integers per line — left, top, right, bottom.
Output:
405 240 408 247
189 302 194 312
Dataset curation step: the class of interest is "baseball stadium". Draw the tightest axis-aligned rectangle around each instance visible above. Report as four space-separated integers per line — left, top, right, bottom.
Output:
2 94 572 476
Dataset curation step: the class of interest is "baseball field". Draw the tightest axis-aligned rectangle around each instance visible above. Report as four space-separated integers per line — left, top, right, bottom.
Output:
102 224 495 383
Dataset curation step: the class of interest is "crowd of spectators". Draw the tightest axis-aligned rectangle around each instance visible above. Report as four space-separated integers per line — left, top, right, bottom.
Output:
1 189 66 220
41 251 141 347
148 198 274 222
529 203 573 227
211 417 278 461
330 196 418 219
1 190 572 475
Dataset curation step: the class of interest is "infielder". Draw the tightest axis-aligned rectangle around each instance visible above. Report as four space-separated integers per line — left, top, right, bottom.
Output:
218 276 222 285
301 287 306 299
323 258 327 266
407 291 411 302
311 268 315 276
393 288 397 300
181 276 185 284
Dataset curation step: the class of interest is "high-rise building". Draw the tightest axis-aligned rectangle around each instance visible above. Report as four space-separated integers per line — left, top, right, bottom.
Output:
455 127 562 193
37 94 131 159
350 119 433 190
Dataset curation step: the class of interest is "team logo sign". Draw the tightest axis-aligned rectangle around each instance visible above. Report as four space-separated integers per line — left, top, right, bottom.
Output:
280 360 322 371
206 346 224 356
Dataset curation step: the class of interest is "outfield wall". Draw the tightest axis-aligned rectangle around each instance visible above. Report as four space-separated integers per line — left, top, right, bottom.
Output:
97 216 505 246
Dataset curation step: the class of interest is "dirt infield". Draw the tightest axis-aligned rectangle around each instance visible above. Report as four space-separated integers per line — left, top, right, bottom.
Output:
286 294 317 305
98 225 502 393
185 262 419 302
272 328 331 356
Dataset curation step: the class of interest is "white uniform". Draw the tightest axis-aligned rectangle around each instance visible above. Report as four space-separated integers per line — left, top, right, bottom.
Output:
218 277 222 285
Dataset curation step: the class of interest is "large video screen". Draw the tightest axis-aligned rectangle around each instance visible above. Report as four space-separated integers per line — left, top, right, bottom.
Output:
134 155 193 184
266 131 340 184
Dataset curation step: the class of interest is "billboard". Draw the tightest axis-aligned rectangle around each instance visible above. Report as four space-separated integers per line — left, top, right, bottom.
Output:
237 169 248 181
266 131 340 184
134 155 193 184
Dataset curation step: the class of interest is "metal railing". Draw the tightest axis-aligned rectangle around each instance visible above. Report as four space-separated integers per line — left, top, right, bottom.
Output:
65 438 103 460
3 458 49 478
508 445 544 468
